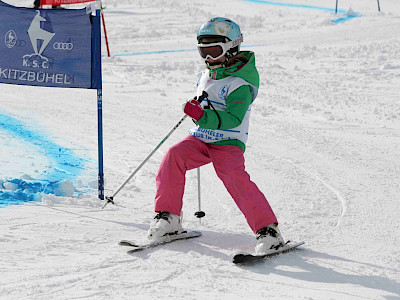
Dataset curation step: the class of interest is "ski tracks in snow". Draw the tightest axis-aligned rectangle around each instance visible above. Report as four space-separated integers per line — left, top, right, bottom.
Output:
266 152 346 230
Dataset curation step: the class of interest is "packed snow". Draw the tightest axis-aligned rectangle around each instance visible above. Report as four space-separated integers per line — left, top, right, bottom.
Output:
1 0 399 299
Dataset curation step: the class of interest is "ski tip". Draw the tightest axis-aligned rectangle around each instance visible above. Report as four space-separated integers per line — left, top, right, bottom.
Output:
232 253 252 264
119 240 139 247
190 230 202 237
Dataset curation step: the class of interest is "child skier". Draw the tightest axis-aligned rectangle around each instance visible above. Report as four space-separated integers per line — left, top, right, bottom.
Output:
148 17 285 254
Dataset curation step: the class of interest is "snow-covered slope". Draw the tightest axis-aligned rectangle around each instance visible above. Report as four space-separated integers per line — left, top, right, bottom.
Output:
1 0 399 299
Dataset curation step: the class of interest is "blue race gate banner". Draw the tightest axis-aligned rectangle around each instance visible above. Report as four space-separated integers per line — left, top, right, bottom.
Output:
0 0 101 89
0 0 104 200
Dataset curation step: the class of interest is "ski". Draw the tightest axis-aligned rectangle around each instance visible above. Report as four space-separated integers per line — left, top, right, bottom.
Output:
119 230 202 252
232 241 305 264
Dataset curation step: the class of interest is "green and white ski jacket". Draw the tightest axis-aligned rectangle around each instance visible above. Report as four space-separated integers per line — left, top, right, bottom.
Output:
190 51 260 153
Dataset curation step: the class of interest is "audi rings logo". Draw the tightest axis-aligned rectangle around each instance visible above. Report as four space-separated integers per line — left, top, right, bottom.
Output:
5 30 17 48
53 42 73 51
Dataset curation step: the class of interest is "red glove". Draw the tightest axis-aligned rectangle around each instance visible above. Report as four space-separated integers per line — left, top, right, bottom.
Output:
183 99 203 121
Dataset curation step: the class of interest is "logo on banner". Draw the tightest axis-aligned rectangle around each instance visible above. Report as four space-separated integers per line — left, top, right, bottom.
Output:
5 30 17 48
53 42 73 50
22 10 55 69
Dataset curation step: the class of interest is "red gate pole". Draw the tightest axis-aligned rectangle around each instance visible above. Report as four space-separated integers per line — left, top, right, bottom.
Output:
101 2 110 57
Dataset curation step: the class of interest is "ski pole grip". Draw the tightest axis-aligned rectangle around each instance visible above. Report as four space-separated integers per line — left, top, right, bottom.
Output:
197 91 208 104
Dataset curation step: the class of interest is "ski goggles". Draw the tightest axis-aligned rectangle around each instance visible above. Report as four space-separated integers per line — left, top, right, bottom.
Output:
197 35 243 60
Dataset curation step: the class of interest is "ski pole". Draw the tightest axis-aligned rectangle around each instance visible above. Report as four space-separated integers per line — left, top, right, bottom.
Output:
194 167 206 222
103 91 208 209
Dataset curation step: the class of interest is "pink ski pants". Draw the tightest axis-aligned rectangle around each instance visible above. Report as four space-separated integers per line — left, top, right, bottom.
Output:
154 135 278 234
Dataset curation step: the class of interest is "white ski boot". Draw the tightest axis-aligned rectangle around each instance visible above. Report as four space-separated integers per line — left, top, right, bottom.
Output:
255 224 285 255
147 211 184 241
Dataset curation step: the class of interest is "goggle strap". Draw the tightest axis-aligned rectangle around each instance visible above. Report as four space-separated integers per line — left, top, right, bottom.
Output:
231 34 243 48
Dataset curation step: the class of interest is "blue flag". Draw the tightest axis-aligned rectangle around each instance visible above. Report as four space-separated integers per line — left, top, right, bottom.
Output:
0 0 101 89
